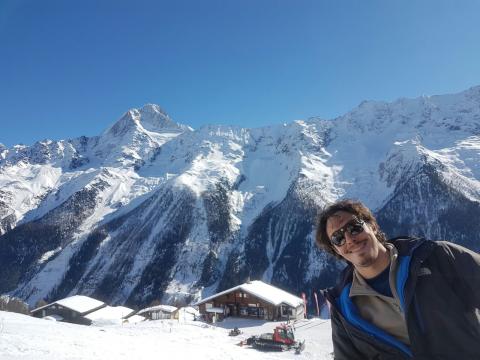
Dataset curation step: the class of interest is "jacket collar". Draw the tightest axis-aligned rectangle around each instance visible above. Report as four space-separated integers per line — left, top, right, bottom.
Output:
349 243 399 298
388 236 427 256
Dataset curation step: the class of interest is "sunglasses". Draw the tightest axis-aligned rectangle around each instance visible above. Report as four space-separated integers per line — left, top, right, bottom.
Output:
329 217 365 247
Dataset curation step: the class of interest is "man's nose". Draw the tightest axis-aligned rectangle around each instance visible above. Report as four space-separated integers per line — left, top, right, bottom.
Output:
344 231 358 245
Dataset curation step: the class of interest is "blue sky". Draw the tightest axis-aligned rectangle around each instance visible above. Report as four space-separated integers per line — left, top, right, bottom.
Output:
1 0 480 147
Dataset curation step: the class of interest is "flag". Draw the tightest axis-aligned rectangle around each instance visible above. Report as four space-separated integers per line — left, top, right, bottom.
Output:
301 292 307 318
314 291 320 317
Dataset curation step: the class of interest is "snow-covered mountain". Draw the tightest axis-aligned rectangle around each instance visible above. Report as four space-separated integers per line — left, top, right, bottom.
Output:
1 88 479 308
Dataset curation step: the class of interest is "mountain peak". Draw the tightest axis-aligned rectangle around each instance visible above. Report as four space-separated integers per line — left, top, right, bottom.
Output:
140 103 168 116
461 84 480 101
137 104 192 133
104 104 192 138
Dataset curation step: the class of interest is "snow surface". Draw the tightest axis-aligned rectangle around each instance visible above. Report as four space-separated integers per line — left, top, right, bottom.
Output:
137 304 177 315
84 306 135 323
0 311 333 360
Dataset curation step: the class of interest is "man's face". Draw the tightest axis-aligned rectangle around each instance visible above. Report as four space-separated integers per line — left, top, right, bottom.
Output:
326 211 385 270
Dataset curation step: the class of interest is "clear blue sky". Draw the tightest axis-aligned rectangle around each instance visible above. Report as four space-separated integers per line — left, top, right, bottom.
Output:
1 0 480 147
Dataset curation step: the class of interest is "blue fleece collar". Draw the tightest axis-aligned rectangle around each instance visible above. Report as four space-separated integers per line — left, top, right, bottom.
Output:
338 284 413 357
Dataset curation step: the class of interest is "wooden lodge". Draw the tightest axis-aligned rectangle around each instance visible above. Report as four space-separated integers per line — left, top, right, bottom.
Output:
194 280 304 322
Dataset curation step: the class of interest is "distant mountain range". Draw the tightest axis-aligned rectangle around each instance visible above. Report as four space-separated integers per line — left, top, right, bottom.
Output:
1 87 479 309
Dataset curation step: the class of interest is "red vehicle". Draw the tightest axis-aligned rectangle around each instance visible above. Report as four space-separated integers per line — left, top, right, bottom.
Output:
244 323 305 353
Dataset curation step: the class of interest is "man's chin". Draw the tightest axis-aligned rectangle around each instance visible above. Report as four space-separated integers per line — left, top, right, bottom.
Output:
352 256 376 268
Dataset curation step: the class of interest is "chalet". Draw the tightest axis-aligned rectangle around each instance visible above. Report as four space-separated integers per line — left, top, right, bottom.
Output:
137 304 177 320
194 280 304 322
30 295 106 325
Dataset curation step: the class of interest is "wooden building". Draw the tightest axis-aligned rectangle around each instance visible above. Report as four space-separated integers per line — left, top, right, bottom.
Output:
30 295 106 325
137 304 177 320
194 280 304 322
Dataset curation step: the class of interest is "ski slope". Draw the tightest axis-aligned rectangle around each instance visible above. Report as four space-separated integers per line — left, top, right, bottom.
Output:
0 312 333 360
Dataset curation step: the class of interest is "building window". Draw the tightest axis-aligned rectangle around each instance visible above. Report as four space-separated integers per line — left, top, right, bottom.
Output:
281 305 293 317
239 306 248 316
248 307 258 316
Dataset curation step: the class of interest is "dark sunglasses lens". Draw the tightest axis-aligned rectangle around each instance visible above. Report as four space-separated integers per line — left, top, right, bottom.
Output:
347 223 364 236
330 220 364 246
330 232 345 246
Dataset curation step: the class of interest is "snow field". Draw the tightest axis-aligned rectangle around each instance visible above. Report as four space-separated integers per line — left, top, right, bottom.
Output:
0 312 333 360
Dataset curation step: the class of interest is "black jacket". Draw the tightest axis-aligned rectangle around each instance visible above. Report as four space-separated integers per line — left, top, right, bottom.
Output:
324 237 480 359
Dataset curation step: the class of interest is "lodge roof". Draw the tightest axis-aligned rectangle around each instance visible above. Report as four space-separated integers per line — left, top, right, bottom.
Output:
31 295 106 315
194 280 303 308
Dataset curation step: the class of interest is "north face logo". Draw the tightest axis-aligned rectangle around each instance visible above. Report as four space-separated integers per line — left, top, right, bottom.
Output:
418 267 432 276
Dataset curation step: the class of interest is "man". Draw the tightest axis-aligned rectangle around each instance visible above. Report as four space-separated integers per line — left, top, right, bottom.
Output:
316 199 480 359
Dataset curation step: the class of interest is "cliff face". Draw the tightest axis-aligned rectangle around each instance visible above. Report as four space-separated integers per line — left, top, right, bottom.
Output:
1 88 479 307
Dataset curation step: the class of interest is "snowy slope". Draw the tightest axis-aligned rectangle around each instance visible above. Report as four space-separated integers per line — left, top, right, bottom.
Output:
0 311 333 360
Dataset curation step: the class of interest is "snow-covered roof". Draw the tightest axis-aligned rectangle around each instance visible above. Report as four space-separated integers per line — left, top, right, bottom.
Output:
137 304 177 315
85 306 135 321
55 295 105 314
32 295 106 315
195 280 303 308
